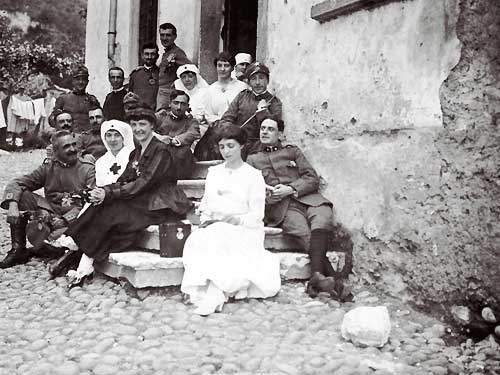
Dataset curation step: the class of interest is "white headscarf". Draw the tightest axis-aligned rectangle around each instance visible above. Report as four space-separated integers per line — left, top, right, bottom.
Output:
95 120 135 186
174 64 209 120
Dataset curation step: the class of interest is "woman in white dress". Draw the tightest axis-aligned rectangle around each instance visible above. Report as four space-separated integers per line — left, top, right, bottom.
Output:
205 52 247 125
181 125 281 315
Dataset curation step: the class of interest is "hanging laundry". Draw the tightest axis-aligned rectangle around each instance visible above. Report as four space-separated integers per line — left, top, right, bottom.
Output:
32 98 47 126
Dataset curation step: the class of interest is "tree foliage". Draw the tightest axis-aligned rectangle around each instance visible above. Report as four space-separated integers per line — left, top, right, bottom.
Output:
0 0 86 93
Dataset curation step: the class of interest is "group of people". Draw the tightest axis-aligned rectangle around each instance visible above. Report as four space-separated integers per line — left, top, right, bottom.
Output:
0 22 350 316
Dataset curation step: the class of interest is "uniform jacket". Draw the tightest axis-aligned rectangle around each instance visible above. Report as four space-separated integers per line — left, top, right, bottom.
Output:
128 65 159 110
80 131 106 159
157 112 200 146
103 88 127 121
1 157 96 215
158 44 191 88
246 142 331 226
104 136 192 215
220 89 282 142
54 91 100 133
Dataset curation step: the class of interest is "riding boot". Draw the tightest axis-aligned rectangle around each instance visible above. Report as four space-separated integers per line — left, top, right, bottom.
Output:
29 243 67 259
0 213 30 268
307 229 336 296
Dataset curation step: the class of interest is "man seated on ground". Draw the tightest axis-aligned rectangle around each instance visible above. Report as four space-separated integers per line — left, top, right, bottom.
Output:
103 67 127 121
0 130 95 268
156 89 199 179
80 106 107 159
220 62 282 155
247 117 345 299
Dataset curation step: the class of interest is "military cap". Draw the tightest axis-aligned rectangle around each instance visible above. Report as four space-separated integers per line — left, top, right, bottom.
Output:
246 62 270 78
72 65 89 78
123 91 141 107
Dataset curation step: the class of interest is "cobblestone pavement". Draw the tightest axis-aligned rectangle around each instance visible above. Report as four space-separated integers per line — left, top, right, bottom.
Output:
0 150 498 375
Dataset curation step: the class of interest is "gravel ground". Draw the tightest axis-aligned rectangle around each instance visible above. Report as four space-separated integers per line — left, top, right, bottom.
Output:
0 150 498 375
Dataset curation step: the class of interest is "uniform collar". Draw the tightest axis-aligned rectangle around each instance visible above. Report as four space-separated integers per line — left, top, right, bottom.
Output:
260 141 282 153
53 157 76 168
112 86 125 93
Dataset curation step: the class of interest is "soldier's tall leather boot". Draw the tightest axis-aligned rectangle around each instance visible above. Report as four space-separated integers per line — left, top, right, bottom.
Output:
0 214 30 268
306 229 337 297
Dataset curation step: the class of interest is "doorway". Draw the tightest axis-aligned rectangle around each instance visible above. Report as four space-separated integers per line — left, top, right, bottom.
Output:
138 0 158 61
222 0 258 58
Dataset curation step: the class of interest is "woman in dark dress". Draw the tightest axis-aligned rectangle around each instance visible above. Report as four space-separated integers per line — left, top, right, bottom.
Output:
50 107 192 287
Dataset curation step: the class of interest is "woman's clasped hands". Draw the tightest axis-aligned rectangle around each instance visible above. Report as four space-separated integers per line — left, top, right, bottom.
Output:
87 187 106 205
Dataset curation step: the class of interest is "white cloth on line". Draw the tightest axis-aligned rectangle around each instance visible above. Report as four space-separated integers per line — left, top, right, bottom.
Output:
10 95 34 121
0 104 6 129
32 98 47 125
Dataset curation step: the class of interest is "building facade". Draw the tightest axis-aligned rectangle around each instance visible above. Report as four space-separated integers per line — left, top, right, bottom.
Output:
85 0 500 310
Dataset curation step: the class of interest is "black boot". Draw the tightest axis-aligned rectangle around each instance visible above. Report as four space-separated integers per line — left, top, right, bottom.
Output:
0 214 30 268
48 250 82 279
29 243 67 259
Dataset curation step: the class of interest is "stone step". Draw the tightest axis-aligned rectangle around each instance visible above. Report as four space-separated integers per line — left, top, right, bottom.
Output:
95 225 346 288
94 250 334 288
177 179 205 199
191 160 223 179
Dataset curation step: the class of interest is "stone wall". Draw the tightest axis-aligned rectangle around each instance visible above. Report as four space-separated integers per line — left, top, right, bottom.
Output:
260 0 500 310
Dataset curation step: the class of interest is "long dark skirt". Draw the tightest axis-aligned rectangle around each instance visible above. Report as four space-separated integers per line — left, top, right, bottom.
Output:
65 193 181 261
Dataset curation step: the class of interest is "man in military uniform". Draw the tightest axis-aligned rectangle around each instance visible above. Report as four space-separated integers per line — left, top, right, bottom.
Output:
53 65 100 133
128 43 160 110
247 118 340 297
80 106 106 159
220 62 282 152
156 23 191 112
0 130 96 268
103 67 127 121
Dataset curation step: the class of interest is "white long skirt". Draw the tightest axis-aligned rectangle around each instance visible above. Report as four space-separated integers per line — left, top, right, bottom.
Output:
181 222 281 305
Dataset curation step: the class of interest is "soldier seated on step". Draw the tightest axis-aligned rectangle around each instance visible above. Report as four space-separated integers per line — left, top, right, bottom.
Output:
0 130 96 269
155 89 199 179
246 117 348 299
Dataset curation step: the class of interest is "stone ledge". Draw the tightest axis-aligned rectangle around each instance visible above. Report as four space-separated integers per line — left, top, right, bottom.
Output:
311 0 398 22
95 250 344 288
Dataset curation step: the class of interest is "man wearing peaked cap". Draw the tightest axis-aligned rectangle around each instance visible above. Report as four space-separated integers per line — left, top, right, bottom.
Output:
220 61 282 155
53 65 101 133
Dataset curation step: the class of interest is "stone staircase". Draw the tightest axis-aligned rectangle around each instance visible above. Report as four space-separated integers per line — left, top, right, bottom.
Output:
95 160 346 288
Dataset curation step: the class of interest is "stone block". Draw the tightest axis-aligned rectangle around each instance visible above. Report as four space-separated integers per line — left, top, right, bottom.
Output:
177 180 205 199
94 251 184 288
311 0 396 22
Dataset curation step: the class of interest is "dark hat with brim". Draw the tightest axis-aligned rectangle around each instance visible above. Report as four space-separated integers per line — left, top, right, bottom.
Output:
72 65 89 78
246 62 270 78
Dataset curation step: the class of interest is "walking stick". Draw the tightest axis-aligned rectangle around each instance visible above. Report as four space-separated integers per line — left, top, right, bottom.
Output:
239 94 276 129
